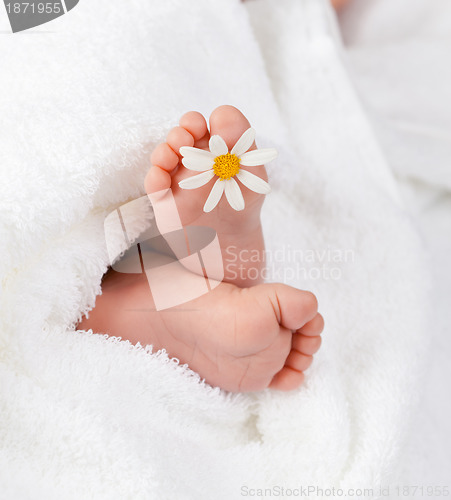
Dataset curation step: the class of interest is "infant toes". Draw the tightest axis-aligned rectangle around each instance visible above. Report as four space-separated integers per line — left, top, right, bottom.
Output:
151 143 179 172
167 126 194 155
285 350 313 373
297 313 324 337
179 111 208 141
144 165 171 194
292 334 322 356
269 367 305 391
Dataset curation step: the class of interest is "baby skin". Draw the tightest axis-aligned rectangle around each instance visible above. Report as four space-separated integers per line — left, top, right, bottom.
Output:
79 106 324 392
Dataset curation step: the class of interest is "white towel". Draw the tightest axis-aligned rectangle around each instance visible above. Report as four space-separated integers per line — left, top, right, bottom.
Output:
0 0 429 498
339 0 451 488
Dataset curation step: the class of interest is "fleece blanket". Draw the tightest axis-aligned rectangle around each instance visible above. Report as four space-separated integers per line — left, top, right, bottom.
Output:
0 0 429 498
339 0 451 487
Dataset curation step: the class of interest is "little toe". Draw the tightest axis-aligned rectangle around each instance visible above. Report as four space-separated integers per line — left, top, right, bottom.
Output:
167 126 194 156
144 166 171 194
285 350 313 372
292 333 322 356
269 367 305 391
179 111 209 141
151 143 179 172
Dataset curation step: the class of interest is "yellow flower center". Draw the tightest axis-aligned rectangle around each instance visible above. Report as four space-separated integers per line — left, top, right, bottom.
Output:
213 153 241 180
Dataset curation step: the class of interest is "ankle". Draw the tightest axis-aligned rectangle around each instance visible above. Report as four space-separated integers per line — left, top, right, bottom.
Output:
221 225 266 287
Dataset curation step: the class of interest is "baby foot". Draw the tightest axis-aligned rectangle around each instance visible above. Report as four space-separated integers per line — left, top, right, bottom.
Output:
79 106 325 393
144 105 271 287
80 257 323 392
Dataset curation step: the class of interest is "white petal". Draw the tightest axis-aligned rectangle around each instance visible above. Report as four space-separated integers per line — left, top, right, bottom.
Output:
224 178 245 211
231 128 256 157
180 147 215 172
203 178 225 213
209 135 228 156
179 146 214 159
239 148 278 167
178 170 215 190
236 169 271 194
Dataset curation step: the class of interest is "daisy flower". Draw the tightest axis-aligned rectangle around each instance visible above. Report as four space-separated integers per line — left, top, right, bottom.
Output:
178 128 277 212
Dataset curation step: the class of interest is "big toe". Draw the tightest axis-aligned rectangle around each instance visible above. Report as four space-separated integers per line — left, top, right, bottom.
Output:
209 105 254 151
